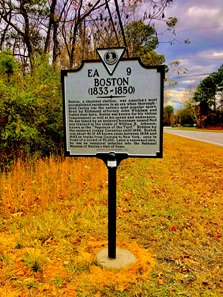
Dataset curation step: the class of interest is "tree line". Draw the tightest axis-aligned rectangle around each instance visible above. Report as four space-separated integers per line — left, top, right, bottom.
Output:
175 66 223 128
0 0 177 169
0 0 177 70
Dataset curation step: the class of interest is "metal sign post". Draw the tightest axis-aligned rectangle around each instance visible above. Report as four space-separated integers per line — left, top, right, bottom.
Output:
97 152 128 259
108 161 116 259
107 153 117 259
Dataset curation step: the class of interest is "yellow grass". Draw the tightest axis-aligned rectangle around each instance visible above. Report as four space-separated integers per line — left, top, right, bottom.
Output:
0 134 223 296
0 157 107 215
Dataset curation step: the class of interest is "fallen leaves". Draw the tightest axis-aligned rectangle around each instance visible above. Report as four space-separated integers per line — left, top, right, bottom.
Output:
73 240 155 293
157 272 164 285
207 230 222 241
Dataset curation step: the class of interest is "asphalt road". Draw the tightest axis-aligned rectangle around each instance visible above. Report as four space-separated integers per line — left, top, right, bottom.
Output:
164 128 223 147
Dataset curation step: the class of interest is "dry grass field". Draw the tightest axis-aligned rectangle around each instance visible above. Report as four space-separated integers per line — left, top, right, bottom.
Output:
0 133 223 296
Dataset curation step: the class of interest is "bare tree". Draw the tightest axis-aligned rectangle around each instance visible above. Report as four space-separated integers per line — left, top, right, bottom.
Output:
0 0 48 69
0 0 177 69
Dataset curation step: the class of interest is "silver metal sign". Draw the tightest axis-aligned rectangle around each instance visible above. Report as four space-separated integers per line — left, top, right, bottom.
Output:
62 48 165 158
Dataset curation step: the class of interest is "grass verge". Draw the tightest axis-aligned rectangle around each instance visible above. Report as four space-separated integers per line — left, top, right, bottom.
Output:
0 134 223 296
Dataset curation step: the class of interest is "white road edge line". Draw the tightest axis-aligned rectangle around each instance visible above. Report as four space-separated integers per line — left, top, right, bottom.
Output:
164 132 223 147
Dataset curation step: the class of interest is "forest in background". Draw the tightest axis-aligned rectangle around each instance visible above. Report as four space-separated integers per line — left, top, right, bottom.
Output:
163 65 223 128
0 0 222 170
175 66 223 128
0 0 176 68
0 0 177 169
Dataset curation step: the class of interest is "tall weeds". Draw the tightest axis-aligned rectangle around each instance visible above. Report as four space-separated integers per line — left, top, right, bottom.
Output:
0 156 107 216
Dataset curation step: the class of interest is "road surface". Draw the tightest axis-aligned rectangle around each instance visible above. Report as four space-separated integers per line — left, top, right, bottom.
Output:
164 128 223 147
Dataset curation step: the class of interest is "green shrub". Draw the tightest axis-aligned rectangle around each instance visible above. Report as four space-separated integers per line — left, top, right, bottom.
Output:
0 54 63 169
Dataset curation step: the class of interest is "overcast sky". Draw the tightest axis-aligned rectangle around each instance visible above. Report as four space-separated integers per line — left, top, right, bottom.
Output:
156 0 223 110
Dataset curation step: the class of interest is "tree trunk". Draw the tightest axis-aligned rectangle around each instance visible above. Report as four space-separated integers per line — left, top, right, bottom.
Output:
44 0 57 54
20 1 34 69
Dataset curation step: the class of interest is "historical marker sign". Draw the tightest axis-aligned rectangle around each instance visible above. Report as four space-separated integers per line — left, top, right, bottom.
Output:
62 48 165 158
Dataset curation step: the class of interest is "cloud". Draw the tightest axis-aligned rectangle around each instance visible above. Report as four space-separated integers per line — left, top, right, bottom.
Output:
180 79 197 85
213 52 223 57
164 88 189 109
186 6 219 19
156 0 223 109
198 50 223 59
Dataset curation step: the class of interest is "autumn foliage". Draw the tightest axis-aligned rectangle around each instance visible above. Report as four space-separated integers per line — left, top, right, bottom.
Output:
0 133 223 296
